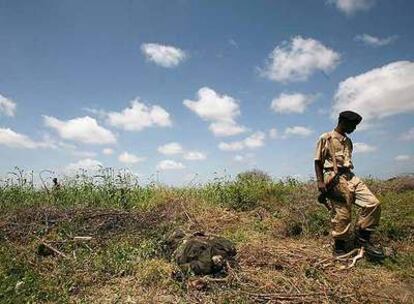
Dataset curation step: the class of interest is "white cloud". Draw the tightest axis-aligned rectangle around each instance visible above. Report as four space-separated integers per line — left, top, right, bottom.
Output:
102 148 114 155
317 108 329 115
271 93 315 114
218 141 245 152
219 131 266 151
261 36 340 82
400 128 414 141
332 61 414 124
183 151 206 161
107 99 172 131
157 142 184 155
83 107 107 119
353 142 377 153
328 0 376 15
58 142 77 150
208 121 247 137
0 94 16 117
228 39 239 49
44 115 116 145
65 158 103 173
184 87 246 137
244 131 266 148
157 142 207 161
141 43 186 68
395 155 412 162
234 155 245 162
269 128 279 139
355 34 397 47
284 126 313 137
156 160 185 170
118 152 145 164
57 142 97 158
71 150 97 158
233 153 255 164
0 128 53 149
184 87 240 122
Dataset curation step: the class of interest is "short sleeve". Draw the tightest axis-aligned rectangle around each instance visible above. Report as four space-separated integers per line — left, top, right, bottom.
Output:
314 136 326 161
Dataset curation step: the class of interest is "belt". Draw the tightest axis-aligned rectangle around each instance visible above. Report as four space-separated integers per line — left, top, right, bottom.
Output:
324 167 352 174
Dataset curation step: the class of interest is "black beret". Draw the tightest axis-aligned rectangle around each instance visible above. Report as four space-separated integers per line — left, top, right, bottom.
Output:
339 111 362 124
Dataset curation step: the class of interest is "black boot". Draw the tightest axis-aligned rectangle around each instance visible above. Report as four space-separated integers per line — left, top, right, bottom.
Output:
333 239 348 256
355 229 385 261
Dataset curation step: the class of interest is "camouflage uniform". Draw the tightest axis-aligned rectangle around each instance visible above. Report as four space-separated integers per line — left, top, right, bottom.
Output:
314 130 381 240
166 230 237 276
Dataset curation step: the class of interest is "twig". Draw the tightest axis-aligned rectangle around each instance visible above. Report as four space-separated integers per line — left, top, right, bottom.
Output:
73 236 93 241
339 247 365 270
81 210 130 219
241 290 334 300
40 241 69 259
39 169 54 195
335 248 360 260
179 200 196 225
202 276 228 283
364 291 406 302
175 191 202 229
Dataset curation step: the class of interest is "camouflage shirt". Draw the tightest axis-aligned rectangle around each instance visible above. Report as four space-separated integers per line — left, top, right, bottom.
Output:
314 130 353 170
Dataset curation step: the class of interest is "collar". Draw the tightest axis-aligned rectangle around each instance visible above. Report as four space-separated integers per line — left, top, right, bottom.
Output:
332 129 348 142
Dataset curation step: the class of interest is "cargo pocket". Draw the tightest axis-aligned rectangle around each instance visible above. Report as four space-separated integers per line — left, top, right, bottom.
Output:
326 175 350 204
334 152 345 165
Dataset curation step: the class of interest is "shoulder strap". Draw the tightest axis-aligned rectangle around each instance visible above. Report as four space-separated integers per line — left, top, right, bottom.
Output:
326 132 338 174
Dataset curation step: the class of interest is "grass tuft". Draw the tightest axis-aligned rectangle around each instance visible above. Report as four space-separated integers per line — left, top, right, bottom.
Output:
0 169 413 303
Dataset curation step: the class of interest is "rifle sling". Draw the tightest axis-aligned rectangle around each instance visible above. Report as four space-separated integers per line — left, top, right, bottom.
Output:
327 132 338 174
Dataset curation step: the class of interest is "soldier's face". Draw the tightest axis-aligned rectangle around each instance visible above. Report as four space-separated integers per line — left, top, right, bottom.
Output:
344 121 357 134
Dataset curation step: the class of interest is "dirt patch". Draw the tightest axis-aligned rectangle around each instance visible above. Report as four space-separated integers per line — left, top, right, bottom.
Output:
0 201 185 244
71 277 181 304
369 176 414 194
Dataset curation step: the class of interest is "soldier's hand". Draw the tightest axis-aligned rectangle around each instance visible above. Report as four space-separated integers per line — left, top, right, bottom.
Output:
322 199 332 211
317 181 327 194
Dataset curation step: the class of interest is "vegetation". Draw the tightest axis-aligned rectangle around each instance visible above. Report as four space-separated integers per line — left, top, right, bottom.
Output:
0 168 413 303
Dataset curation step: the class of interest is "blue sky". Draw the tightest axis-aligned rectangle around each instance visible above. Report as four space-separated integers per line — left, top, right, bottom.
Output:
0 0 413 185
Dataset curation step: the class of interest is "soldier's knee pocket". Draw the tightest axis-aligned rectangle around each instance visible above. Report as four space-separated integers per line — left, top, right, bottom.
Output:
337 209 351 222
371 198 381 207
344 211 352 222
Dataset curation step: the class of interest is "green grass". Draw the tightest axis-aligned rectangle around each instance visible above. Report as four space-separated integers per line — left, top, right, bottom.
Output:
0 244 68 303
0 169 413 303
377 190 414 241
383 251 414 280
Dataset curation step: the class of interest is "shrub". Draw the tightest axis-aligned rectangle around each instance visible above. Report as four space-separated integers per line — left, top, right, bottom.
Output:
236 169 272 183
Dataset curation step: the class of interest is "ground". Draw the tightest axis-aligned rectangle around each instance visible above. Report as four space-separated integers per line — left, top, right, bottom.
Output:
0 173 413 303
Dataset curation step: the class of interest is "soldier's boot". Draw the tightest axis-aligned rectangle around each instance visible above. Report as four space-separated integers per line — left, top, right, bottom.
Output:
333 239 350 257
355 229 385 261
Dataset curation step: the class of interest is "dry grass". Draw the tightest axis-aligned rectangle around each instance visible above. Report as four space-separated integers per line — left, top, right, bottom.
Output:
0 174 413 303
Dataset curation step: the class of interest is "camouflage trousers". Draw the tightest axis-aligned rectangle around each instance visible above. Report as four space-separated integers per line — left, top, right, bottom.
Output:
324 171 381 240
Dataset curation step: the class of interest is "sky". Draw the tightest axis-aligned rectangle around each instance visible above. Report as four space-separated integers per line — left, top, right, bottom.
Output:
0 0 413 185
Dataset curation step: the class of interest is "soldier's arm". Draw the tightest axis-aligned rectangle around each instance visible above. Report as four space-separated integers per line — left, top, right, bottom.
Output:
314 136 327 193
314 160 326 193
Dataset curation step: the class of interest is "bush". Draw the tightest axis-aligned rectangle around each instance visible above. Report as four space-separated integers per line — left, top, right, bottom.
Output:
236 170 272 183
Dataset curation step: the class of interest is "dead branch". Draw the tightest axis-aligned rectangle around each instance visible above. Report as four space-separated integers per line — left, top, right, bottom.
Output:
40 241 69 259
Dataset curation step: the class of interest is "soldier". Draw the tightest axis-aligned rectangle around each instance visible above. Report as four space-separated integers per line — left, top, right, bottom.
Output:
314 111 384 259
166 230 237 276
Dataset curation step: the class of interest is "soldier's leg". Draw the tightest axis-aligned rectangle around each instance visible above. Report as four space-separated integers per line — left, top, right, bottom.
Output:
326 174 353 254
351 176 381 231
350 175 384 259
